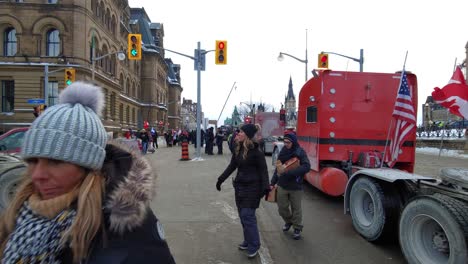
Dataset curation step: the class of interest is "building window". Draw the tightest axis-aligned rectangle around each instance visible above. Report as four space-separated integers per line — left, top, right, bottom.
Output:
110 92 116 118
126 105 130 124
119 103 123 122
48 81 59 106
3 28 17 56
48 0 58 3
306 106 317 123
1 80 14 112
46 29 60 56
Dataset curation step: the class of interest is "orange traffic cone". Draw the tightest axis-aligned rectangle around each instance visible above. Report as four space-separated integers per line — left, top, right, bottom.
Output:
180 141 190 161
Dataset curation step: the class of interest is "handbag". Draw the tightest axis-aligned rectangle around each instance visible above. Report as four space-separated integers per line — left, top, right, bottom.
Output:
266 185 277 203
283 157 300 172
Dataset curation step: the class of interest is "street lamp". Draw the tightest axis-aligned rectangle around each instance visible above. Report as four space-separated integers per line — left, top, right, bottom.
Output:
277 29 309 82
321 49 364 72
92 50 126 81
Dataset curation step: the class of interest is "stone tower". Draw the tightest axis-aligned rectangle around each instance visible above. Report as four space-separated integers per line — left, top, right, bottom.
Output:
284 77 297 127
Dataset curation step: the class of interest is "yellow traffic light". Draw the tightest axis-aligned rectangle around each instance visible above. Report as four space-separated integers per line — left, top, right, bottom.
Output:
127 34 142 60
64 68 75 86
318 53 329 68
215 40 227 65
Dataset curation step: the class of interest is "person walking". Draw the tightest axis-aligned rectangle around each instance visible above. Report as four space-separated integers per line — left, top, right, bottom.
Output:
151 127 159 149
270 132 311 240
0 82 175 263
215 127 224 155
215 124 270 258
139 128 150 154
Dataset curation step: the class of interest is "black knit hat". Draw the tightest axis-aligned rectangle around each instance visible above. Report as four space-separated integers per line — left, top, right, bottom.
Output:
241 124 257 139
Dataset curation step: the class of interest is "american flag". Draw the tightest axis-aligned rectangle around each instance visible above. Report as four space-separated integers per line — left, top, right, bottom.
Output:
385 71 416 167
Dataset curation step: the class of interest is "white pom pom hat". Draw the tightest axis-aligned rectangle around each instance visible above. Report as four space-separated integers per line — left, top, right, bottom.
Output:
21 81 108 170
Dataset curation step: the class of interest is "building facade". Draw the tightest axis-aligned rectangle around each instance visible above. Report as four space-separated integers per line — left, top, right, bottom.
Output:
0 1 184 136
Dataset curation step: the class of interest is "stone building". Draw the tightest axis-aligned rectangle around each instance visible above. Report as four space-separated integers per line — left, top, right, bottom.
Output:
0 0 183 136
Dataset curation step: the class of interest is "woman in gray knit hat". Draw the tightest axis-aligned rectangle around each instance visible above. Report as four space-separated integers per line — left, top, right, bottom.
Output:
0 82 175 263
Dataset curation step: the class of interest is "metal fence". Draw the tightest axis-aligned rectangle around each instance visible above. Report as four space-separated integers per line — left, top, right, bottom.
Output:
416 126 466 139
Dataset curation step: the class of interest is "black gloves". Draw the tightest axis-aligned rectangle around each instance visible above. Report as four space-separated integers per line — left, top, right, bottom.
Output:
216 180 222 191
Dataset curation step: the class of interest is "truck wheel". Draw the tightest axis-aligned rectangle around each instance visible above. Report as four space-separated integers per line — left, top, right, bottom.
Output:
349 177 399 241
0 166 25 211
399 193 468 264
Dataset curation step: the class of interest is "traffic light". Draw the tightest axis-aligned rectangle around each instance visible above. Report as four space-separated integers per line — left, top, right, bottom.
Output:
64 68 75 86
127 34 142 60
280 109 286 122
215 40 227 65
318 53 329 68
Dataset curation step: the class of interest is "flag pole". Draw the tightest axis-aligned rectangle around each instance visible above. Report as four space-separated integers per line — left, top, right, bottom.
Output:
438 58 459 158
381 51 408 168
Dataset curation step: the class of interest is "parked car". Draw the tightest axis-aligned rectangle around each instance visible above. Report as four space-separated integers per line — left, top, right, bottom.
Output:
0 153 26 211
0 127 29 154
262 135 281 155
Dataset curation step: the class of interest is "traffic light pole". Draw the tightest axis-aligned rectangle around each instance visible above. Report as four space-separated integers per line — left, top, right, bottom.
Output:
321 49 364 72
155 42 213 160
43 63 80 106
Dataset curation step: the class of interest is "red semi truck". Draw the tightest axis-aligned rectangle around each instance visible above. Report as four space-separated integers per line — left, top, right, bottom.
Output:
272 70 468 264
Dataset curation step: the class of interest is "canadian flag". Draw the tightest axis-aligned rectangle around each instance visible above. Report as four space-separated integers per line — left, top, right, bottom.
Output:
431 66 468 119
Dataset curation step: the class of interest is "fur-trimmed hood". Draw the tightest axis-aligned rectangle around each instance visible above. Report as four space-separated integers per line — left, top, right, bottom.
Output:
100 140 156 235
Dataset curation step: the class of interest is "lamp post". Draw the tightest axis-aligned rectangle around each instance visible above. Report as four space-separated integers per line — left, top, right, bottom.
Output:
321 49 364 72
92 50 126 81
277 29 308 82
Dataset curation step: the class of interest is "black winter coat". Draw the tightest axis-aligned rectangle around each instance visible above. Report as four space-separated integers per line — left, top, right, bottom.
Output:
61 142 175 263
270 146 311 190
218 143 270 208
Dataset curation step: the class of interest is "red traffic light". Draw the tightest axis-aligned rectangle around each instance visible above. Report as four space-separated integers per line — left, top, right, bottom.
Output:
321 55 328 62
218 42 225 49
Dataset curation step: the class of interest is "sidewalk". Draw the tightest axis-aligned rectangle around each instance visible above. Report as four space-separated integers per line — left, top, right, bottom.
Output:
145 143 275 263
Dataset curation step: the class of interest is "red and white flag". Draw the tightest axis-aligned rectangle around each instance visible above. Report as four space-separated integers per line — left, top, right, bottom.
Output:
432 66 468 119
385 71 416 168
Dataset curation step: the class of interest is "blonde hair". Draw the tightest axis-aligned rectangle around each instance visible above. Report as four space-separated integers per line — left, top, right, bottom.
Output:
235 136 255 159
0 170 104 263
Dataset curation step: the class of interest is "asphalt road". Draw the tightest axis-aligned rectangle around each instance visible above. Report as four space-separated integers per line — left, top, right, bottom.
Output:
146 142 468 264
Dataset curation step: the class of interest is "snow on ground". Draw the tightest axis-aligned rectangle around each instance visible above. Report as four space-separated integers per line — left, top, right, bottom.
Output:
416 147 468 159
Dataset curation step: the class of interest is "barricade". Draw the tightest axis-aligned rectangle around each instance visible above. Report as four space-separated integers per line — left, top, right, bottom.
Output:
180 141 190 161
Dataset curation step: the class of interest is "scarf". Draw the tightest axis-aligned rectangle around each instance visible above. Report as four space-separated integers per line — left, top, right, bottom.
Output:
277 142 298 163
2 192 78 263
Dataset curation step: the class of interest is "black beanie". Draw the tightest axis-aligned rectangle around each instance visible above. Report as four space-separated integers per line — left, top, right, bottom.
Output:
241 124 257 139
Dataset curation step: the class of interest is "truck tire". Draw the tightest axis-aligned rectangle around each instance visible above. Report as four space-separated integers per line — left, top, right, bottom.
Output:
349 177 400 241
399 193 468 264
0 166 25 211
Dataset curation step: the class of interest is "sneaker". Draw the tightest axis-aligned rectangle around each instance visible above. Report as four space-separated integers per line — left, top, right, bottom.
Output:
238 242 248 250
247 249 258 258
282 223 292 232
293 229 301 240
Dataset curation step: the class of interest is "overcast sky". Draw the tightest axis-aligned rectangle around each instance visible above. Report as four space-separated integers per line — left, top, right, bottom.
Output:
129 0 468 126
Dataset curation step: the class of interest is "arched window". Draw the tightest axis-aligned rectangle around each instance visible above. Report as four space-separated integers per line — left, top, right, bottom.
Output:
91 0 98 15
126 105 130 124
3 28 17 56
46 29 60 56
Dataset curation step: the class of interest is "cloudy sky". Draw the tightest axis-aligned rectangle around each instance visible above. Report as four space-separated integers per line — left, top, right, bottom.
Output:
129 0 467 125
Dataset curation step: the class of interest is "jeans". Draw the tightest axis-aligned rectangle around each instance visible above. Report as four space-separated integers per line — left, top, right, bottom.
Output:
238 207 260 253
142 142 148 154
